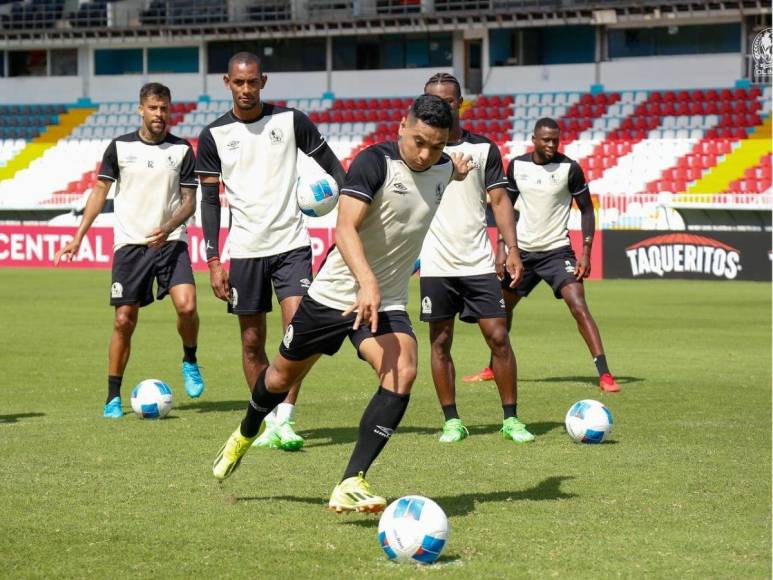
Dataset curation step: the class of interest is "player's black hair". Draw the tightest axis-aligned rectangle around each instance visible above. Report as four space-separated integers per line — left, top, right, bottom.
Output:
534 117 560 133
408 94 453 130
139 82 171 104
228 51 262 74
424 72 462 98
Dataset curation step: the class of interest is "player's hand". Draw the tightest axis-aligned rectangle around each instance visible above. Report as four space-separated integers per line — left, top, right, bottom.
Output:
506 250 524 288
494 242 507 280
146 227 170 248
343 280 381 333
54 238 81 265
450 152 473 181
208 260 231 302
575 255 591 280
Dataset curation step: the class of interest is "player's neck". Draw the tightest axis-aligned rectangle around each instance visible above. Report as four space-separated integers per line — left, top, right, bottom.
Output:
447 119 463 144
232 101 263 122
531 150 554 165
138 126 166 144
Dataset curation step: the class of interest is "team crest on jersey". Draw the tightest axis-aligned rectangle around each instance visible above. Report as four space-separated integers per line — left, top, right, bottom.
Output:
421 296 432 314
230 287 239 307
434 182 444 203
111 282 123 299
564 260 575 274
167 155 176 168
226 140 240 151
468 157 481 171
392 181 408 194
300 278 311 289
283 324 294 348
269 128 284 144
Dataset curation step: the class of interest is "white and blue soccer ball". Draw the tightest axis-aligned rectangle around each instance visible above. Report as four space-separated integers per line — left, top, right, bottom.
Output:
296 173 339 217
565 399 613 444
378 495 449 564
130 379 173 419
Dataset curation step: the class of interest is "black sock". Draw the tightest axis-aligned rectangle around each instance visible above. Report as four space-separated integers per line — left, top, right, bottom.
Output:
240 369 287 438
503 404 517 420
183 344 197 364
593 354 610 376
441 404 459 421
107 375 122 404
342 387 410 481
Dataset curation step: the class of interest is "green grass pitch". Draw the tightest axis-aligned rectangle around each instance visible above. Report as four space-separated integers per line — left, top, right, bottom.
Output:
0 269 770 578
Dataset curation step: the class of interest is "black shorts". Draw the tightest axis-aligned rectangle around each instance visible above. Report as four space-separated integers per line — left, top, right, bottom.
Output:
279 295 416 361
228 246 312 315
419 274 506 323
502 245 580 299
110 241 194 307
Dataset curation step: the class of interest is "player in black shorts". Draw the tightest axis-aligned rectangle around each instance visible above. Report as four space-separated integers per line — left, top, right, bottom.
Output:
55 82 206 417
197 52 345 449
467 118 620 392
211 95 474 513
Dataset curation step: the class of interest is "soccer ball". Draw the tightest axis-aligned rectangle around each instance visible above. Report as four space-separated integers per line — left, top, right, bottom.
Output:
130 379 173 419
378 495 449 564
565 399 613 444
296 173 339 217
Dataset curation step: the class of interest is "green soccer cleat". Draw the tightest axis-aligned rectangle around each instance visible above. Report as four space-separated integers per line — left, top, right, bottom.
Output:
252 422 281 449
501 417 535 443
328 472 386 514
213 427 256 480
439 418 469 443
278 420 304 451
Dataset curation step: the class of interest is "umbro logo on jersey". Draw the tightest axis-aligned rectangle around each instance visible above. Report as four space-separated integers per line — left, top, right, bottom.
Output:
269 128 284 145
125 155 138 164
283 324 294 348
435 182 444 203
374 425 394 438
393 181 408 194
421 296 432 314
111 282 123 298
300 278 311 289
499 298 505 309
226 140 240 151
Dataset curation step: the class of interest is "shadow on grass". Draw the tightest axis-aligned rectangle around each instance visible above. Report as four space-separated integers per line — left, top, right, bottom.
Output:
177 400 247 413
0 412 45 424
520 375 644 386
235 475 577 519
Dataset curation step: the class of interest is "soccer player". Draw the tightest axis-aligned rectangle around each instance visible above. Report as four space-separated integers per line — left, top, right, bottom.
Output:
419 73 534 444
211 94 473 513
464 118 620 392
196 52 345 450
54 82 205 417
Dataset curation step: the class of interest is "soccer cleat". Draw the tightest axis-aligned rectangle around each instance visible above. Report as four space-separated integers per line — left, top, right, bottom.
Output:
599 373 621 393
182 361 205 398
212 427 256 480
462 367 495 382
328 472 386 514
252 423 281 449
277 420 304 451
501 417 535 443
103 396 123 418
439 418 469 443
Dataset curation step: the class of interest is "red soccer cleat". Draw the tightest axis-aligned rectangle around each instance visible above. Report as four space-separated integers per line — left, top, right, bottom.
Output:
599 373 621 393
462 367 495 382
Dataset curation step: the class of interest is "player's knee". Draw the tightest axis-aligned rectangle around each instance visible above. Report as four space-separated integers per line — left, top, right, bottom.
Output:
486 326 511 356
176 301 197 319
568 299 590 321
396 363 417 388
241 328 265 352
114 311 137 335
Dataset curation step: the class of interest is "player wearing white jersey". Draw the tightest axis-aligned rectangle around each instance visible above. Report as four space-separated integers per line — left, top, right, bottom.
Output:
211 95 474 513
467 118 620 393
55 83 205 417
419 74 534 444
197 53 345 450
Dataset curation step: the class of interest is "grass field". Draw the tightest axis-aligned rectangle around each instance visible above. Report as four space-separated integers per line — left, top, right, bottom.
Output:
0 269 770 578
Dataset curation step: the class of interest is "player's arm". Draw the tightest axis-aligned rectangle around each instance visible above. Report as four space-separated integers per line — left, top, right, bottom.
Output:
54 178 111 265
487 147 522 286
336 195 380 332
294 110 346 187
148 144 198 248
570 160 594 280
196 127 230 301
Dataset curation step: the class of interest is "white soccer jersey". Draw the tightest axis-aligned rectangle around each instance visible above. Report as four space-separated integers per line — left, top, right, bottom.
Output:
507 152 589 252
195 104 327 258
98 131 197 251
309 141 454 312
420 130 508 277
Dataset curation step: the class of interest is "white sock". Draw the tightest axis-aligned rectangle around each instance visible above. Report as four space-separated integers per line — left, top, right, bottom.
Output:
275 403 295 424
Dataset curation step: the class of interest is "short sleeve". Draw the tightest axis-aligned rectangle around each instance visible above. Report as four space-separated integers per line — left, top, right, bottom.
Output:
195 127 221 176
293 109 326 156
484 142 508 191
98 140 119 182
568 160 589 196
505 158 520 200
179 143 197 187
340 147 387 204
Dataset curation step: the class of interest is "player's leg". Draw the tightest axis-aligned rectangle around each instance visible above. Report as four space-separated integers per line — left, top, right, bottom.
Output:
256 246 312 449
105 304 140 417
329 324 416 513
239 313 269 388
560 282 620 392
